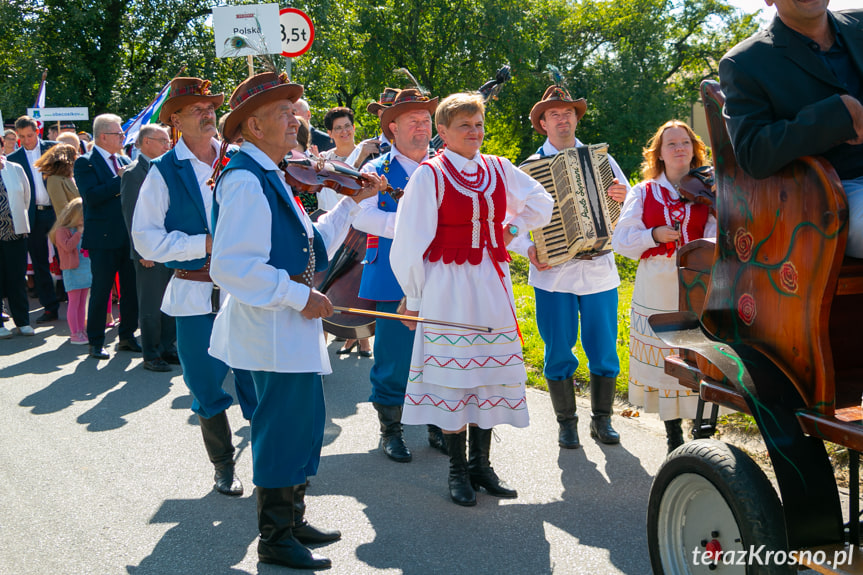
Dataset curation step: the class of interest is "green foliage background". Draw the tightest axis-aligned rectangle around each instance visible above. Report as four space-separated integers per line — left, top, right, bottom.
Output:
1 0 759 176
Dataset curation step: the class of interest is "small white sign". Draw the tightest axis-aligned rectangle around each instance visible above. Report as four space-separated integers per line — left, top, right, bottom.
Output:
279 8 315 58
213 4 282 58
0 110 4 129
27 107 89 121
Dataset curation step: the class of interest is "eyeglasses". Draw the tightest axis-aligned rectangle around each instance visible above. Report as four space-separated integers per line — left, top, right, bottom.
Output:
184 105 216 116
145 136 171 145
332 124 354 133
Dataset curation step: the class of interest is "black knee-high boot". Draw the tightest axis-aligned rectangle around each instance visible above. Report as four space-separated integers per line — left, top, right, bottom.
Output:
256 486 331 569
443 431 475 506
547 378 580 449
199 411 242 495
372 402 412 462
468 427 517 498
588 373 620 444
665 418 684 453
427 424 448 455
292 481 341 544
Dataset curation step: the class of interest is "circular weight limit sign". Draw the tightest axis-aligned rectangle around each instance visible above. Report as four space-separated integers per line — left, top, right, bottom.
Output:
280 8 315 57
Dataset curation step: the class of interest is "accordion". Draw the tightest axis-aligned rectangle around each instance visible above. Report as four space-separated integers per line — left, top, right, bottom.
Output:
520 144 620 266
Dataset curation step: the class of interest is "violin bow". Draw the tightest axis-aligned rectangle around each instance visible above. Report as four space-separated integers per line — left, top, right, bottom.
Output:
332 306 492 333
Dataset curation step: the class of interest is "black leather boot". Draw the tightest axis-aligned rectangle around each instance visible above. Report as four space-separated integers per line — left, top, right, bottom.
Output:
588 374 620 445
257 486 331 569
427 424 448 455
468 427 517 498
443 431 476 506
292 481 341 545
547 378 580 449
199 411 243 496
372 403 412 462
665 419 685 453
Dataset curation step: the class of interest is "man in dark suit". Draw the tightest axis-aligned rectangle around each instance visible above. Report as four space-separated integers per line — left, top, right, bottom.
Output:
720 2 863 256
121 124 175 371
295 98 334 152
8 115 58 322
74 113 140 359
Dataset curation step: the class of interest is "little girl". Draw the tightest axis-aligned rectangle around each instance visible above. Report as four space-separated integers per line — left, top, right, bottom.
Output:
49 198 91 345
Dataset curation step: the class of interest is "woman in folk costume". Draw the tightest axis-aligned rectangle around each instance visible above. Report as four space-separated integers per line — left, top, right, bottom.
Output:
391 92 553 506
611 120 717 452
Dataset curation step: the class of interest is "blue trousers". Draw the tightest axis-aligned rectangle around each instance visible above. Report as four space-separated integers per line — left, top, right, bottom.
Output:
250 371 325 488
534 287 620 381
843 176 863 258
368 300 415 406
175 314 258 420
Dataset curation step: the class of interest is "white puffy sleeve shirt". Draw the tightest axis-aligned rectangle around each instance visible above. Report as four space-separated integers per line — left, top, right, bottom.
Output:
208 142 360 374
612 172 717 261
131 137 219 316
391 149 553 311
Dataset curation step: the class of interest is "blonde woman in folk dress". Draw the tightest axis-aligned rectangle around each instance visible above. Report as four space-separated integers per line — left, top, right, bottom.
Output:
391 93 553 506
612 120 717 453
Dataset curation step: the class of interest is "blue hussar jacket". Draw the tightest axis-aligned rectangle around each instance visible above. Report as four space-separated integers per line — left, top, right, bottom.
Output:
358 151 408 301
212 150 328 277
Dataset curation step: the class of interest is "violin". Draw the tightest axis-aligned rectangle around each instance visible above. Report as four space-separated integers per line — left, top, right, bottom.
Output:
679 165 716 214
279 155 403 200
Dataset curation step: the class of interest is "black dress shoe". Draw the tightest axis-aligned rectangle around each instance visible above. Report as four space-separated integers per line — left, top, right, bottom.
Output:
117 339 142 352
36 310 58 323
142 358 172 372
89 346 109 360
161 351 180 365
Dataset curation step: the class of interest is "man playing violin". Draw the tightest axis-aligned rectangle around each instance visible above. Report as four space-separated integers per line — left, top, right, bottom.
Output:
510 86 629 449
353 88 448 462
132 77 258 498
208 72 386 570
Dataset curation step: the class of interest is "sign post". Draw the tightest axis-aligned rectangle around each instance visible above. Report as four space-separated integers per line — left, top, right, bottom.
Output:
279 7 315 80
212 3 282 77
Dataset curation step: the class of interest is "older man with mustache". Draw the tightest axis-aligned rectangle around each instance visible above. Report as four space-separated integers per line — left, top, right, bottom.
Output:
133 78 258 497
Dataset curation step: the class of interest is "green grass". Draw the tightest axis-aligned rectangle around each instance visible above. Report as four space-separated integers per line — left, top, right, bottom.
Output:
512 253 636 397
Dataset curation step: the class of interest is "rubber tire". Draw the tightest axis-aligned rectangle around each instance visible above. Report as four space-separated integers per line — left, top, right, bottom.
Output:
648 439 792 575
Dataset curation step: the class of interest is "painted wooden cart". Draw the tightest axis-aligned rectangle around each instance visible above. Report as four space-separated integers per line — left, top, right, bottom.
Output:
646 80 863 575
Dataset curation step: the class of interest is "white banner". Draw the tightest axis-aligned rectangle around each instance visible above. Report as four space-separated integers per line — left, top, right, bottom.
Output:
27 107 89 121
212 4 282 58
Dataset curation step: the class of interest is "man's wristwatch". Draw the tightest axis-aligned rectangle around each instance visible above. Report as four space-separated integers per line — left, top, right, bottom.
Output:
508 224 519 237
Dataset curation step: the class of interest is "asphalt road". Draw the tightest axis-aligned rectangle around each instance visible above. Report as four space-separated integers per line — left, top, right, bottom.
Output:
0 303 672 575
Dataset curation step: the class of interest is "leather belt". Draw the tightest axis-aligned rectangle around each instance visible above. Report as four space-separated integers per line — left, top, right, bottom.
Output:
574 249 611 261
173 259 212 282
172 259 221 312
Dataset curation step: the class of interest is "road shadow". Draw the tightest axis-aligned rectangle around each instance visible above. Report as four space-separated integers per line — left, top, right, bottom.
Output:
126 491 257 575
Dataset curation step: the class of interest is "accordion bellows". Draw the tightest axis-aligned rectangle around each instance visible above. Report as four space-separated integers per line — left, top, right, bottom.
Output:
520 144 620 266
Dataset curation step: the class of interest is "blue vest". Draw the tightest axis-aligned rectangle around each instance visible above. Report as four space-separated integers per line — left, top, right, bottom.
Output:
151 148 212 270
213 151 327 277
358 152 408 301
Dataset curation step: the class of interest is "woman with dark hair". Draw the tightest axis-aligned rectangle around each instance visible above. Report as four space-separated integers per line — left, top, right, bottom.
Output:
612 120 717 452
321 107 356 163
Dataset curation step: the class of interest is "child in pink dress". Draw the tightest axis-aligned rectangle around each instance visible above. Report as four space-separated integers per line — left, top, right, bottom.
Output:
50 198 92 345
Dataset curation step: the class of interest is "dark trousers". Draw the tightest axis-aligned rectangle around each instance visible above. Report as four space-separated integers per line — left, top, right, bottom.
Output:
27 209 59 314
133 258 176 361
0 237 31 327
87 246 138 348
